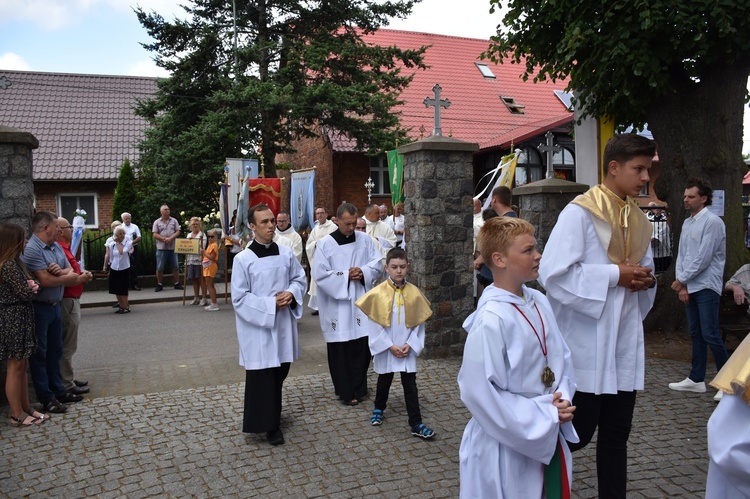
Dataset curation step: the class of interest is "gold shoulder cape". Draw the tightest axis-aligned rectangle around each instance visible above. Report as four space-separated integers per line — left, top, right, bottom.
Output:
710 333 750 405
571 184 652 264
355 280 432 329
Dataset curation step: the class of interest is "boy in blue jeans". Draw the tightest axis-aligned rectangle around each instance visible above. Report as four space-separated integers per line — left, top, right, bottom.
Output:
355 247 435 439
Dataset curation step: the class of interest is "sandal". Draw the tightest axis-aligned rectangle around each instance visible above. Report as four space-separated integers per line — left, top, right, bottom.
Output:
411 423 436 439
9 412 43 427
115 307 131 314
28 410 50 422
370 409 384 426
341 398 359 406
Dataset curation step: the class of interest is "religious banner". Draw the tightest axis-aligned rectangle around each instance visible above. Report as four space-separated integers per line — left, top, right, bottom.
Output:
219 172 230 235
476 151 519 210
249 178 282 216
387 150 405 206
290 169 315 231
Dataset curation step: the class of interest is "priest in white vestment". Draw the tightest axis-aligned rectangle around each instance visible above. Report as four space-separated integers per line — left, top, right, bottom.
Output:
232 204 307 446
306 207 337 313
384 202 405 248
274 211 303 264
538 134 656 499
312 203 383 405
706 333 750 499
364 203 397 249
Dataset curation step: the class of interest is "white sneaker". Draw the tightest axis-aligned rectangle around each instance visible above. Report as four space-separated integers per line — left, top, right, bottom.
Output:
668 378 706 393
714 391 724 402
205 304 219 312
199 298 208 306
190 298 201 305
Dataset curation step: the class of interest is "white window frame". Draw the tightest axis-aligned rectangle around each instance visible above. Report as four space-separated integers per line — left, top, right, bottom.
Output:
58 193 99 228
369 156 391 196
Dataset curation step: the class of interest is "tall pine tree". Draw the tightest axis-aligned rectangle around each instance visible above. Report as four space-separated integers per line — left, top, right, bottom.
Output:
111 158 140 225
134 0 426 221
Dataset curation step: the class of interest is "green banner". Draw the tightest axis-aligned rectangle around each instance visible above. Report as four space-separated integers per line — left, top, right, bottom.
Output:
387 150 405 206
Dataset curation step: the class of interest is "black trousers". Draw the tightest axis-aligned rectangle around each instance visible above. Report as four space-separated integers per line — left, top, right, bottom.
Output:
242 363 290 434
374 372 422 428
128 246 139 287
568 390 637 499
327 337 370 401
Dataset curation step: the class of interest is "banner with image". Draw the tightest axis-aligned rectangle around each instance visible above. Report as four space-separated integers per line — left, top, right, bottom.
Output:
387 150 405 206
290 169 315 231
249 178 282 217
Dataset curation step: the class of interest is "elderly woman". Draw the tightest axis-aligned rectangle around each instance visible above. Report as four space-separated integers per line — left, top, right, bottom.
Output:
105 225 132 314
0 222 48 425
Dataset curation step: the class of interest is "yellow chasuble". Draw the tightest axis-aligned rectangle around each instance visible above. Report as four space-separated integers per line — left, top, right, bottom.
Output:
710 333 750 404
571 184 652 265
355 280 432 328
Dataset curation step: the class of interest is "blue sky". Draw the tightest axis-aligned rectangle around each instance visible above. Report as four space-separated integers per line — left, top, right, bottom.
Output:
1 0 748 153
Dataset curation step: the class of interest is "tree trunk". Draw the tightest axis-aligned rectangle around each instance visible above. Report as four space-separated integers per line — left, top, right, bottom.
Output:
644 60 750 334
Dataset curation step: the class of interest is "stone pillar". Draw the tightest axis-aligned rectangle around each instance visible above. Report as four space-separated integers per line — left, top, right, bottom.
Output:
0 125 37 233
513 178 589 254
399 136 478 357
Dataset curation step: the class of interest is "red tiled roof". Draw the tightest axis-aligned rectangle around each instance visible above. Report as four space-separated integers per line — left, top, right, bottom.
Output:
328 29 573 152
0 70 157 181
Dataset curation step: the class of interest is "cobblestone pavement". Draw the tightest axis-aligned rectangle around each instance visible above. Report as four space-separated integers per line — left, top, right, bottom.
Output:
1 351 717 498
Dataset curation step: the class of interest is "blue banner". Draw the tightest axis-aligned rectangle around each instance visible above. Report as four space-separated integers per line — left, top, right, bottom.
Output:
290 169 315 231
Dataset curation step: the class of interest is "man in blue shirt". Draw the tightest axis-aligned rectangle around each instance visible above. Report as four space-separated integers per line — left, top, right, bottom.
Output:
21 211 93 413
669 178 729 401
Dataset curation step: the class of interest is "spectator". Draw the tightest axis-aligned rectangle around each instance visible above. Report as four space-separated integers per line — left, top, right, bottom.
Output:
21 211 92 414
725 263 750 312
152 205 182 292
106 226 132 314
55 217 90 396
202 228 221 312
490 186 518 218
121 212 142 291
186 217 208 306
1 222 48 426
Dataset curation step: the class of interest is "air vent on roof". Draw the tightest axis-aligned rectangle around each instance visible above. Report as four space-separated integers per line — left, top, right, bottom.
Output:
475 63 496 79
500 96 525 114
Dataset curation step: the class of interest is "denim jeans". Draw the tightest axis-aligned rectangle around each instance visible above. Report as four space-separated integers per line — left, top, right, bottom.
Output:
685 288 729 382
29 302 67 404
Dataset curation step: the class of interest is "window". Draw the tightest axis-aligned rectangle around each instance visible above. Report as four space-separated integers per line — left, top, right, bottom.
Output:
59 193 98 228
553 90 574 111
369 156 391 196
475 63 496 79
640 183 649 197
501 96 525 114
515 147 544 186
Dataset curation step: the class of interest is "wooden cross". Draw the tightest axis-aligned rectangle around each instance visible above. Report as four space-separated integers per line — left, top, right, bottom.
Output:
364 177 375 204
423 84 451 136
538 131 562 179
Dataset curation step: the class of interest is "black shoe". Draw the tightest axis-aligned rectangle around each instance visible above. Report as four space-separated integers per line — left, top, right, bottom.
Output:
68 385 90 395
155 284 163 292
267 429 285 446
43 398 68 414
174 283 184 290
57 391 83 403
130 285 142 291
112 303 120 308
73 379 88 387
311 310 319 316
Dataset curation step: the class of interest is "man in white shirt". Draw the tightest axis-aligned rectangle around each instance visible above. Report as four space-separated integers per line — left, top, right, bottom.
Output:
274 211 303 264
121 212 142 290
669 178 729 401
306 207 337 315
384 202 405 248
364 204 396 249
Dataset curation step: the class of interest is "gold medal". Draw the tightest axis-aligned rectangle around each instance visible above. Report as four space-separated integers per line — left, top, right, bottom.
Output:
542 365 555 388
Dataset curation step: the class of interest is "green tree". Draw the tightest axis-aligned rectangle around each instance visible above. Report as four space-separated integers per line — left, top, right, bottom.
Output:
485 0 750 332
111 158 141 225
134 0 426 220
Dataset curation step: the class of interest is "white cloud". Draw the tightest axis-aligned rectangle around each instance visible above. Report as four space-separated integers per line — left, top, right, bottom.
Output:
126 59 170 78
0 53 32 71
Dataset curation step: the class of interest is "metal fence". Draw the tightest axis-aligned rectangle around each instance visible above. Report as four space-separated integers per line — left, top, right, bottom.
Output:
641 206 672 274
84 231 159 275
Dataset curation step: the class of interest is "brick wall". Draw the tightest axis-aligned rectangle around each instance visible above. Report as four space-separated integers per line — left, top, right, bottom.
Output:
34 181 116 229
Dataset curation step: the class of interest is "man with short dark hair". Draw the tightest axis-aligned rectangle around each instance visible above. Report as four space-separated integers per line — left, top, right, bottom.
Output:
152 205 182 292
669 178 728 402
232 203 307 445
490 186 517 217
121 212 142 290
21 211 93 414
312 203 383 405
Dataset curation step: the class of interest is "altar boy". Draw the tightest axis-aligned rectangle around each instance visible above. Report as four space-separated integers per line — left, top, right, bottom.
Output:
458 217 578 498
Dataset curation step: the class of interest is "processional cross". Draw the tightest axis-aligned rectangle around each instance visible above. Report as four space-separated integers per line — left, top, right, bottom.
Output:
365 177 375 204
538 131 562 179
423 84 451 136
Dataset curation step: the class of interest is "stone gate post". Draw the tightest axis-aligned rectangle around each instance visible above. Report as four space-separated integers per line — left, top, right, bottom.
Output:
0 125 37 233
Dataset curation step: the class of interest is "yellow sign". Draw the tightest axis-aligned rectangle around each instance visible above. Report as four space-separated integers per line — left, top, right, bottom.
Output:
175 238 200 255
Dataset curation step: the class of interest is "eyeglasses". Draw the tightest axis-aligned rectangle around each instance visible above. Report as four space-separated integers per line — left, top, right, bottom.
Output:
207 235 216 239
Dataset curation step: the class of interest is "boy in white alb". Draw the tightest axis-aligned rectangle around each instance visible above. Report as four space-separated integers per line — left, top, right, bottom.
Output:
355 247 435 439
459 217 577 499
